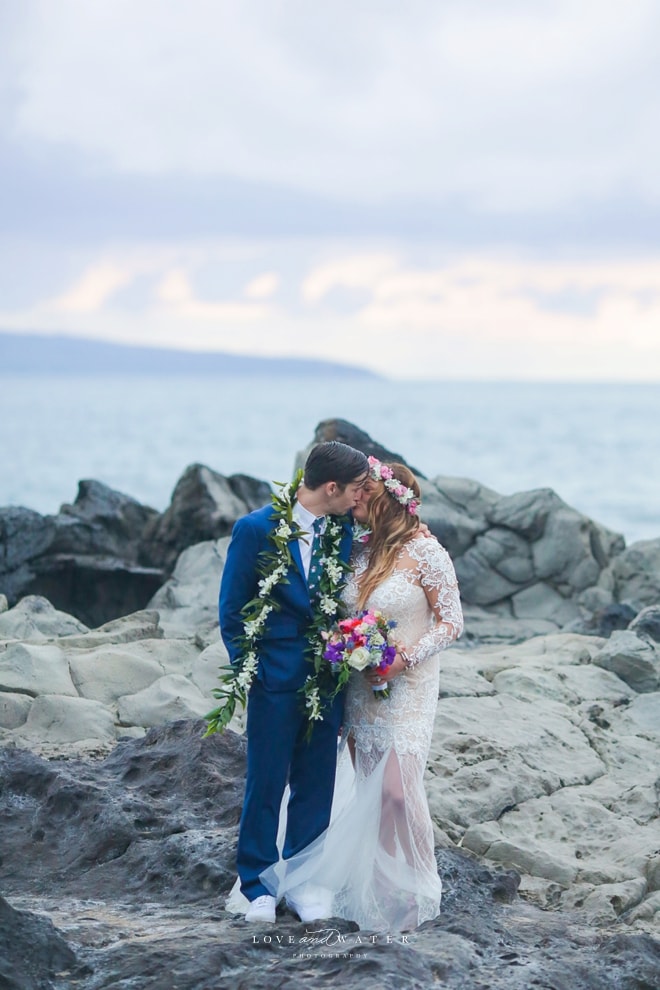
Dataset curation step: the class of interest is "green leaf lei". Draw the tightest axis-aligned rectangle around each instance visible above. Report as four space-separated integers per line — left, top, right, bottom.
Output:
204 470 352 737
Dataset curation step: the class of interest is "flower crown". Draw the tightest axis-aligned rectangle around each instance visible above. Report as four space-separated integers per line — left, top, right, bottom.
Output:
368 456 420 515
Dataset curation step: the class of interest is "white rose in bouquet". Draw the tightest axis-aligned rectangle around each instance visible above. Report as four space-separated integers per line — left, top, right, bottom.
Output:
348 646 372 671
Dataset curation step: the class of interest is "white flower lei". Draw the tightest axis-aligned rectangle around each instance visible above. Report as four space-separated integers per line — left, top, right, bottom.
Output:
205 471 350 735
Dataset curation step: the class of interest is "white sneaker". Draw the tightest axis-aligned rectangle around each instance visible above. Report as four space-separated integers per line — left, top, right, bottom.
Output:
245 894 277 923
286 886 332 923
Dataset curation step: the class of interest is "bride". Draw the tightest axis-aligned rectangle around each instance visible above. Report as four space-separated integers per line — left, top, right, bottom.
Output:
260 458 464 931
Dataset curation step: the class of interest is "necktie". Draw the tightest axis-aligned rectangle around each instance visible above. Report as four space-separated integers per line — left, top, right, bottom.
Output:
307 516 325 596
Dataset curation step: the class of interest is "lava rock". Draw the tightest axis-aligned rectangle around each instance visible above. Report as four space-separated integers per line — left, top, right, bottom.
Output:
140 464 271 572
0 480 164 627
0 720 246 902
0 894 82 990
298 417 426 477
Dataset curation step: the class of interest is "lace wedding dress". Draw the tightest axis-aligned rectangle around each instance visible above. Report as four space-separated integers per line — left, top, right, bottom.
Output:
260 534 463 931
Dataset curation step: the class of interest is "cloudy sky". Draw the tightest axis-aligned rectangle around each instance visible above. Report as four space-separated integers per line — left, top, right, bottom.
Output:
2 0 659 380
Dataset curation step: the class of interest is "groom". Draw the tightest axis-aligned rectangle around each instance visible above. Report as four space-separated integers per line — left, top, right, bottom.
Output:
219 441 369 923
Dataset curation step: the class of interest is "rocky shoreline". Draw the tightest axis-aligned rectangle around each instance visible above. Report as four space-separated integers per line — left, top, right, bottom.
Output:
1 419 659 988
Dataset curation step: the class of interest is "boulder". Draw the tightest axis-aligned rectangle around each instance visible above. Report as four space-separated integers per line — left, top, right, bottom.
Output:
436 653 497 699
23 553 165 629
68 647 167 706
17 694 117 744
117 674 210 727
531 510 602 593
0 595 88 642
0 692 32 729
0 482 164 626
128 638 201 677
592 631 660 693
573 601 637 637
453 539 522 606
0 506 56 575
59 609 164 648
140 464 270 571
510 582 581 627
0 895 79 990
54 478 159 558
0 642 78 697
190 639 231 698
468 633 607 680
148 538 229 640
296 418 426 477
432 476 501 521
486 488 567 541
0 593 7 613
409 467 627 629
607 538 660 610
628 604 660 644
418 481 488 559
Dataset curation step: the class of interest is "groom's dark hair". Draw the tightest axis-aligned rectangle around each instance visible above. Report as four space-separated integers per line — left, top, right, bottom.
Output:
304 441 369 490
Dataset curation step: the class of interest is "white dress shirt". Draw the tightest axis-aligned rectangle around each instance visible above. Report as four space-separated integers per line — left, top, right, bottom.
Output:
292 500 326 578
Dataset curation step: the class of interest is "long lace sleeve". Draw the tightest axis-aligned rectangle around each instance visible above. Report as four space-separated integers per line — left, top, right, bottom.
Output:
406 539 463 666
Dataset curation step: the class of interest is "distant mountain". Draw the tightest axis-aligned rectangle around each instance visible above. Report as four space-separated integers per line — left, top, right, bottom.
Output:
0 332 379 378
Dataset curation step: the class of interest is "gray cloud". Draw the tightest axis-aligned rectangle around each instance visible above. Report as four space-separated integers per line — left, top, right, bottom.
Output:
4 1 660 217
2 0 660 385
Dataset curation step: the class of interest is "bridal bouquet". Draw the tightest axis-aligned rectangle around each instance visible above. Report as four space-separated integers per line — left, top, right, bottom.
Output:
322 609 398 699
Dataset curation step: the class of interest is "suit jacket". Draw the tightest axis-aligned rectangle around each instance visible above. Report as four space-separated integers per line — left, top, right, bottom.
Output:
219 503 354 692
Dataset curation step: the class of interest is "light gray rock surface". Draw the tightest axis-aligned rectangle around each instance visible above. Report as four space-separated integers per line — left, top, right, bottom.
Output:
0 595 88 641
0 643 79 697
59 609 164 648
148 537 229 641
425 632 660 922
0 603 658 926
117 673 210 727
0 692 32 729
0 605 205 746
190 639 231 698
69 647 168 706
15 694 117 744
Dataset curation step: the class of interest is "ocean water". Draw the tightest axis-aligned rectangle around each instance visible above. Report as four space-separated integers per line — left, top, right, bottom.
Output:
1 376 658 546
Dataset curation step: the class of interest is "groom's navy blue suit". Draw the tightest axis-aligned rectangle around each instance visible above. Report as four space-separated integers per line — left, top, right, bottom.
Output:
219 503 353 901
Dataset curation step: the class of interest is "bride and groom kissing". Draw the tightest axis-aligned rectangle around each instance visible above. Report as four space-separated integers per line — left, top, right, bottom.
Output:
217 440 463 931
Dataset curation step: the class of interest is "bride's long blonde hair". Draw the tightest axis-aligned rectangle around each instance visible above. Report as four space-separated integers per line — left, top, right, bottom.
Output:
357 463 421 611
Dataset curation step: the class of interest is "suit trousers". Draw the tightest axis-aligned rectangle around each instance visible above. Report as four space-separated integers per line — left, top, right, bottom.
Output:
237 679 344 901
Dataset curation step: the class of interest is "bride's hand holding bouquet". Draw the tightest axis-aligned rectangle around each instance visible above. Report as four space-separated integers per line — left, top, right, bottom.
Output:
322 609 401 699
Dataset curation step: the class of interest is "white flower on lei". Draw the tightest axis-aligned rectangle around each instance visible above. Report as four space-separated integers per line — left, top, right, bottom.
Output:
323 558 344 584
276 519 292 539
304 682 322 721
